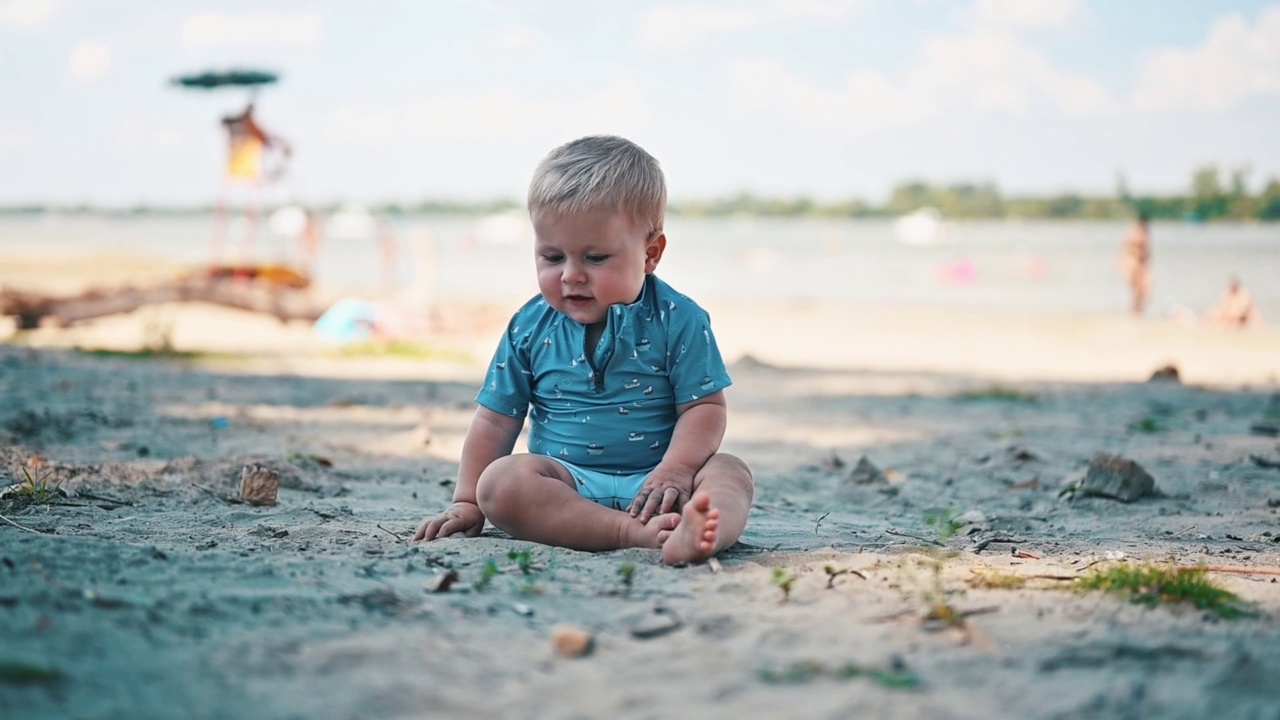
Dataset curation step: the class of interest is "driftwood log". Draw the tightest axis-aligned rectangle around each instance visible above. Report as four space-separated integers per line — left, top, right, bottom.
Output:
0 267 322 329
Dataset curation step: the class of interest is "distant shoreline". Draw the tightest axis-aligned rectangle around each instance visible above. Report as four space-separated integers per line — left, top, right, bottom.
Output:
2 184 1279 224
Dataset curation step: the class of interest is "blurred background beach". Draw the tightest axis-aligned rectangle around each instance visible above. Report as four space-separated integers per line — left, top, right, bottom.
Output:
1 0 1278 382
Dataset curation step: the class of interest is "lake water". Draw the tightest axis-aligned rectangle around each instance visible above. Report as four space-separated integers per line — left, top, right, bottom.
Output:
2 214 1278 321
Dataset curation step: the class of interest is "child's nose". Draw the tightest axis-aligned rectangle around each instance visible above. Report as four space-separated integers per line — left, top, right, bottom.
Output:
562 259 587 283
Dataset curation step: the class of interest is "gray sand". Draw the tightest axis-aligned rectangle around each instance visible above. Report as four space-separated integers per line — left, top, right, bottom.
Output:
2 345 1279 720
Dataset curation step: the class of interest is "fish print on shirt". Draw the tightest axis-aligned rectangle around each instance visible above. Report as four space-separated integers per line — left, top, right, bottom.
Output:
700 376 715 390
642 386 654 396
586 443 604 455
618 407 629 416
628 432 645 441
636 338 651 351
624 378 641 389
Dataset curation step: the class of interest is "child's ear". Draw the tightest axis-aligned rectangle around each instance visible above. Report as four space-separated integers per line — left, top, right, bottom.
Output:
644 231 666 273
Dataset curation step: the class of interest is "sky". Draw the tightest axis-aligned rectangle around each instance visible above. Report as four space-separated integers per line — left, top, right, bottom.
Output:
2 0 1279 206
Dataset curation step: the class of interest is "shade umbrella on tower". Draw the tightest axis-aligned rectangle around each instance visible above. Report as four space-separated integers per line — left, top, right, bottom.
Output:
169 67 294 269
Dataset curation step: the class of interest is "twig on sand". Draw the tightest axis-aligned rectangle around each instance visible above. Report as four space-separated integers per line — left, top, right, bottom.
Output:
376 523 407 543
192 483 241 504
0 514 46 534
973 536 1023 554
1198 565 1280 577
76 490 134 507
885 529 945 547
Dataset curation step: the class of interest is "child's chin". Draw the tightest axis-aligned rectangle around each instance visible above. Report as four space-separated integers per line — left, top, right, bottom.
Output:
564 309 604 325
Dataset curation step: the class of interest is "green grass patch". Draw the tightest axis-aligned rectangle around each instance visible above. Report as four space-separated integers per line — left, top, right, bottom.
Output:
771 567 797 602
73 346 206 361
966 570 1028 590
759 661 920 689
955 386 1037 403
1 466 64 512
331 340 470 362
0 660 67 686
924 508 964 541
1127 416 1167 433
1078 564 1251 619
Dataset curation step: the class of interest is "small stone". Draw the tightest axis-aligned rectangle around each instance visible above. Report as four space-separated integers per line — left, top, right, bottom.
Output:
1077 452 1156 502
1249 422 1279 438
845 456 888 488
551 624 593 658
628 607 683 639
239 464 279 506
430 570 459 592
1148 365 1180 383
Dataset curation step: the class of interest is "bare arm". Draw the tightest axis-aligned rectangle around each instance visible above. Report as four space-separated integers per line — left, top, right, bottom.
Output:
413 405 523 540
629 391 727 522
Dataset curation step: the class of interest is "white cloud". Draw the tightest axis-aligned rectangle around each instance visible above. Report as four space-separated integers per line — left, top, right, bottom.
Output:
325 82 653 146
181 12 326 50
481 26 541 53
1133 6 1280 113
0 0 61 30
731 30 1114 131
970 0 1085 31
639 0 862 52
67 42 112 83
0 128 32 154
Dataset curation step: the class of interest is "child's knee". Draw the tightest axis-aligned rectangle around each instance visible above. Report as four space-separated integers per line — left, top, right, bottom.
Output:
476 458 520 515
705 454 754 494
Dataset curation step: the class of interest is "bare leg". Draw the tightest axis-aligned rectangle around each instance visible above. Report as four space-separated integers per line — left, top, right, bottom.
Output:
477 455 680 551
212 185 229 267
662 454 753 565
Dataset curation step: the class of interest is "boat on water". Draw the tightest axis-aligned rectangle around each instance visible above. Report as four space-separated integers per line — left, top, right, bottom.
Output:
893 206 955 246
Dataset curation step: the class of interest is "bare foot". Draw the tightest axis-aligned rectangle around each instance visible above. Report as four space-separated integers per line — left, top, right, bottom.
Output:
661 491 720 565
625 512 680 549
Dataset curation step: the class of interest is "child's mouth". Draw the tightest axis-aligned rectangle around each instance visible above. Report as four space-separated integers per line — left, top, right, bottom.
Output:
564 295 592 304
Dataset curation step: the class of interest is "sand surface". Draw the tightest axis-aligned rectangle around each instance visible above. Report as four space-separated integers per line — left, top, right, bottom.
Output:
2 259 1280 719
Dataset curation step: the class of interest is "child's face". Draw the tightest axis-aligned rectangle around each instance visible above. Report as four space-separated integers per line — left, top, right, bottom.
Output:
532 208 665 327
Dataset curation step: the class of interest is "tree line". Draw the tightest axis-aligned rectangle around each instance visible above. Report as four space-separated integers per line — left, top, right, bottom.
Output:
673 166 1280 221
4 166 1278 221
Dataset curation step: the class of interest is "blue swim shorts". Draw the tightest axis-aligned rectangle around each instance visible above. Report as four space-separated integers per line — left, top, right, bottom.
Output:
548 458 650 511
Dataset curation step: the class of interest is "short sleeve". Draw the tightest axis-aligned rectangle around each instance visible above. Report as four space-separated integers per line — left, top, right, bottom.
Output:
475 316 533 419
665 303 732 404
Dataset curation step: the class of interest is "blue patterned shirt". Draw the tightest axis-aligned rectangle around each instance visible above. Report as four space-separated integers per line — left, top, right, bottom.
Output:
476 274 732 474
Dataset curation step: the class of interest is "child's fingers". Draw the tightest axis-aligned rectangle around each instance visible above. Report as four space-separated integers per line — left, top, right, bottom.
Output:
627 493 645 517
639 489 664 522
658 487 681 515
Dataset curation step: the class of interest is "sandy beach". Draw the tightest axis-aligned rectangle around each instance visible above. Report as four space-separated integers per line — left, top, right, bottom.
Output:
3 254 1280 720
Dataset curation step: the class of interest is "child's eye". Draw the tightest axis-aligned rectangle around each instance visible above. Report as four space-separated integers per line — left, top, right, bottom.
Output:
586 254 610 265
542 254 564 264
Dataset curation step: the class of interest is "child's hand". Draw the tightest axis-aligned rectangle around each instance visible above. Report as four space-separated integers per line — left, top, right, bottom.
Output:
413 501 485 541
629 466 694 523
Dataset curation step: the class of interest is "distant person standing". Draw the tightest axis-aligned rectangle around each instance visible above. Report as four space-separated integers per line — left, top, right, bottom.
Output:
214 103 291 268
1120 211 1151 315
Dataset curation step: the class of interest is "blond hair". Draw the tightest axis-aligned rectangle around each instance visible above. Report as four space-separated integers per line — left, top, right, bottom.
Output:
527 135 666 232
